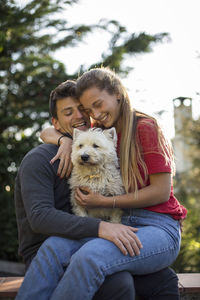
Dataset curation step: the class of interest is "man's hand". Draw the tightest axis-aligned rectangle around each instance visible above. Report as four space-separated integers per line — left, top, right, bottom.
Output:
50 137 73 178
98 221 143 257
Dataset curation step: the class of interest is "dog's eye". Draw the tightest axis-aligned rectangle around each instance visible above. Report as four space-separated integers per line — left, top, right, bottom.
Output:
93 143 99 148
79 144 83 148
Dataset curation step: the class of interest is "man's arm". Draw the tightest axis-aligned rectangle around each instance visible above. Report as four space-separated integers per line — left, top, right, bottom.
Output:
18 146 100 239
18 145 142 256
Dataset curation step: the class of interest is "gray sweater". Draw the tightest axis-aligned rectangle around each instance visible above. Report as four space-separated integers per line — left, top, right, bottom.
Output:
15 144 100 267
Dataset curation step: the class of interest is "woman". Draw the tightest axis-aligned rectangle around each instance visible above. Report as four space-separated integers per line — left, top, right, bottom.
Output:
41 67 186 299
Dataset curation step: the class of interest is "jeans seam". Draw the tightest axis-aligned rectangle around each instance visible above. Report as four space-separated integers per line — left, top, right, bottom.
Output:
101 246 177 273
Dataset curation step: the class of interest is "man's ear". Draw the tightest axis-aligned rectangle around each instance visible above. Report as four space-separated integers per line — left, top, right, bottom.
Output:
52 117 61 131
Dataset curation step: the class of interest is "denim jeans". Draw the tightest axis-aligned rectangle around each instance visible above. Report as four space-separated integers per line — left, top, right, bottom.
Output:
16 237 89 300
16 209 181 300
134 267 180 300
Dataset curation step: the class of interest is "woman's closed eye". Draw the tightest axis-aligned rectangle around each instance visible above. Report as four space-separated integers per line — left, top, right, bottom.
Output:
94 100 103 108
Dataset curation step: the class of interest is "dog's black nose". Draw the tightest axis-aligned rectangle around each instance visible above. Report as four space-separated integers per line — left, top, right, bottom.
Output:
81 154 89 162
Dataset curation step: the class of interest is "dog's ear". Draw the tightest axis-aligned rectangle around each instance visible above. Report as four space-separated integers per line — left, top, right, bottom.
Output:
73 128 82 140
103 127 117 146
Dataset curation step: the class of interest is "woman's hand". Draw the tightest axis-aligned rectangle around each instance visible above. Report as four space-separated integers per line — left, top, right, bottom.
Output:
75 187 143 256
40 127 73 178
98 221 143 257
50 137 73 178
75 187 103 207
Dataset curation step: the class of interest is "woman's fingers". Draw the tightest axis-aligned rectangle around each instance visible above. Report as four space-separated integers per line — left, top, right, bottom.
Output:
50 153 59 165
66 160 73 177
50 137 72 178
59 156 70 178
50 151 71 178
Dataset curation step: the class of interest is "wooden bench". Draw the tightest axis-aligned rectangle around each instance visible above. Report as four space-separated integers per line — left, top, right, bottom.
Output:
0 274 200 298
0 277 23 298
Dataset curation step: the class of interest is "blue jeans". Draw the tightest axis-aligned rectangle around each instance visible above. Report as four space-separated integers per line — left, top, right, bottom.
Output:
16 209 181 300
16 237 135 300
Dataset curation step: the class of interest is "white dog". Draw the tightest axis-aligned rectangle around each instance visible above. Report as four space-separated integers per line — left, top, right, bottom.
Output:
69 127 125 223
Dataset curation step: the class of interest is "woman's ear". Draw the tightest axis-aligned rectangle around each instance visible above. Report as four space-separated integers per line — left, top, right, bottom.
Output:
116 93 121 103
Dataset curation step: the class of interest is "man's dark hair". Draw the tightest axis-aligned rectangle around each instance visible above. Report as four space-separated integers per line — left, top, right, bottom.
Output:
49 80 77 119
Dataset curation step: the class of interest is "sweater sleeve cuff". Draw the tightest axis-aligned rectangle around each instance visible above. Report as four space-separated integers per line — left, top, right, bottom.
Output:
78 217 101 238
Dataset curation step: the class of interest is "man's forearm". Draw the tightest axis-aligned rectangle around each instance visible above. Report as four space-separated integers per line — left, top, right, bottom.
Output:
28 205 101 239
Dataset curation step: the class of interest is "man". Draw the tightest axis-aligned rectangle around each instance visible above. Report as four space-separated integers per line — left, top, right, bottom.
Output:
15 80 179 299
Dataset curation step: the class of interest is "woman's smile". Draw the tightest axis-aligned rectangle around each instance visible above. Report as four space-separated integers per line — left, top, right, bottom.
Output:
97 113 109 122
79 87 120 128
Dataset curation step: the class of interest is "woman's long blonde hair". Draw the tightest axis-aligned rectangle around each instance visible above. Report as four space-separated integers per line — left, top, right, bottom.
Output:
76 67 175 193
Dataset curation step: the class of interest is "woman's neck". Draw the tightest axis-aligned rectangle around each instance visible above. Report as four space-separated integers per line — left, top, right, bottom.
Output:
114 118 122 134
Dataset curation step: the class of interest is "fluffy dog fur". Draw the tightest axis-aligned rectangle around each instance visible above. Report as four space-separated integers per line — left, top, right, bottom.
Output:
69 127 125 223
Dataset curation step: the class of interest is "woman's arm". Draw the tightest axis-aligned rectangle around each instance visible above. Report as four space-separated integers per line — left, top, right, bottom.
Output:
74 172 171 209
40 127 73 178
40 127 62 145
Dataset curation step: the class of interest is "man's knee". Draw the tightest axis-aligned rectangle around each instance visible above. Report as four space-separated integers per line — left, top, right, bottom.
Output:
94 271 135 300
110 271 134 293
134 267 179 300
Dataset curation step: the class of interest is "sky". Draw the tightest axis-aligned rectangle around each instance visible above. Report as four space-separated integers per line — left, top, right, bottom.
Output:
54 0 200 138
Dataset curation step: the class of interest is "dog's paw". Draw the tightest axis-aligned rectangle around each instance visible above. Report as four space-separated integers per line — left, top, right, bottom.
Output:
73 206 88 218
110 209 123 223
110 217 122 224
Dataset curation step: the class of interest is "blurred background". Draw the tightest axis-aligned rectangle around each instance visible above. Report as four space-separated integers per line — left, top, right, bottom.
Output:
0 0 199 275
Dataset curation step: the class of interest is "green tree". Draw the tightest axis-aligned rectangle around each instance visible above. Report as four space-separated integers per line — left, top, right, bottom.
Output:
0 0 90 261
172 117 200 272
0 0 168 261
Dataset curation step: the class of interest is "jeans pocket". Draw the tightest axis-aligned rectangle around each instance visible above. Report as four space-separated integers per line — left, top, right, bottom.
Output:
121 216 131 226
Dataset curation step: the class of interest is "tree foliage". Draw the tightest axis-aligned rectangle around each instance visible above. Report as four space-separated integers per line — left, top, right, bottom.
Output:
0 0 168 261
172 117 200 272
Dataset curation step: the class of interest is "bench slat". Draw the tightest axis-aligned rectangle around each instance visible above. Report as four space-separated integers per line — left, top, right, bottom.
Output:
178 273 200 293
0 277 23 297
0 274 200 298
